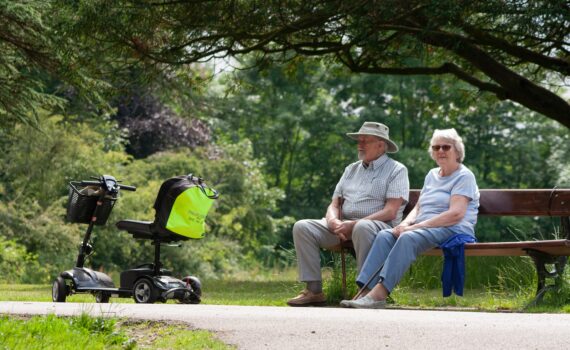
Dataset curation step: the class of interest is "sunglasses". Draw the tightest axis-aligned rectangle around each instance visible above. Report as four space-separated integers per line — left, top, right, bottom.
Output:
431 144 452 152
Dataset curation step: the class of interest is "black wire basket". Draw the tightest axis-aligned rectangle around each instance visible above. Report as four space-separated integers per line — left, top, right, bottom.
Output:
66 182 117 225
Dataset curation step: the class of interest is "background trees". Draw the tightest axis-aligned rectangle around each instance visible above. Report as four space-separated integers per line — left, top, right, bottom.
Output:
63 0 570 128
0 1 568 284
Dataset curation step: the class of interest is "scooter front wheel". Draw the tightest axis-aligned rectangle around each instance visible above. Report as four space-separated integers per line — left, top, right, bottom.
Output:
52 276 68 302
133 278 158 304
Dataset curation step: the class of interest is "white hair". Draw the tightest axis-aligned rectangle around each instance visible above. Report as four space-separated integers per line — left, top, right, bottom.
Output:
428 128 465 163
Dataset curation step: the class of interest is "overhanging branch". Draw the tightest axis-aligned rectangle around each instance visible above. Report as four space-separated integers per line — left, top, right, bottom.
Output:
337 57 507 97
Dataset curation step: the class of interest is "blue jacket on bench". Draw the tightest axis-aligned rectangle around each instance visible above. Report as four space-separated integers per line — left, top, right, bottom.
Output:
440 234 477 297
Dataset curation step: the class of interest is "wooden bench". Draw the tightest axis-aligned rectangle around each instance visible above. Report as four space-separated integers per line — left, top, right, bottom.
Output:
337 189 570 305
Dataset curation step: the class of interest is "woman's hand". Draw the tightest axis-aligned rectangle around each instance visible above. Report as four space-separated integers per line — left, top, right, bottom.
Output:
392 222 412 238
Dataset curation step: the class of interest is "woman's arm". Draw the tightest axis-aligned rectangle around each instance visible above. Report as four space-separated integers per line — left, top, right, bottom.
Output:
395 195 469 236
392 203 420 236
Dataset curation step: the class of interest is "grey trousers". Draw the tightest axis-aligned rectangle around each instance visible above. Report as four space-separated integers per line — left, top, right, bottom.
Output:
292 218 391 282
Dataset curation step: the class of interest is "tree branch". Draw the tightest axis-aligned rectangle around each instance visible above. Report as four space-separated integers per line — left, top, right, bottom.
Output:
459 22 570 75
338 58 507 97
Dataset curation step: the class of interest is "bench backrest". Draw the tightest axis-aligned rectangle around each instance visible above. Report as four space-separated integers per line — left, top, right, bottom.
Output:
405 189 570 216
404 189 570 239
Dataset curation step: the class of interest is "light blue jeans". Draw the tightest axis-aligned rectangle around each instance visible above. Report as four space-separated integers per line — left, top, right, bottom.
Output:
357 227 456 293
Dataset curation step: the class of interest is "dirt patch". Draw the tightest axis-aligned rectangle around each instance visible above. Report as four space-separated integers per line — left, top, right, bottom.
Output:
118 319 197 348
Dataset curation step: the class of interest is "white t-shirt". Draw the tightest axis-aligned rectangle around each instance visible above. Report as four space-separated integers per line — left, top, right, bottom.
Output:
415 164 479 235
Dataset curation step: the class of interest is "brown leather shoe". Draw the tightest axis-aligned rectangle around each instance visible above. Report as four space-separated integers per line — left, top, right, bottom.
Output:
287 290 327 307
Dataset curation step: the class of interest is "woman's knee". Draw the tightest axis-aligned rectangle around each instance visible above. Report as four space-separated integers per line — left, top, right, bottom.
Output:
393 232 423 255
375 229 395 243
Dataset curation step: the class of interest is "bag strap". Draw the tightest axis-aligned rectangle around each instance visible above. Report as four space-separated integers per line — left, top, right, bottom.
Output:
187 174 219 199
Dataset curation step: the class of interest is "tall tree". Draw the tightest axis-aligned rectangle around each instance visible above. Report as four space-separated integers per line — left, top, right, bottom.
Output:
0 1 64 127
67 0 570 128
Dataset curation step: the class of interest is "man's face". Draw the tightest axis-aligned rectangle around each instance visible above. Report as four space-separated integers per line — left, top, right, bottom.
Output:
357 135 385 164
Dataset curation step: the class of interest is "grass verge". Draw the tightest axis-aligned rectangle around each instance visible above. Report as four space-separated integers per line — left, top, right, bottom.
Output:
0 314 233 350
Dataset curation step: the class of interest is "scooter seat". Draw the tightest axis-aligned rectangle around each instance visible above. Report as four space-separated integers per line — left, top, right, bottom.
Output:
116 220 153 239
116 219 189 243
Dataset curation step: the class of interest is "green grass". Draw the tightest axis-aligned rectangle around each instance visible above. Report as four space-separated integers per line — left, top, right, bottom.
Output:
1 264 569 350
0 269 303 306
0 314 232 350
321 253 570 313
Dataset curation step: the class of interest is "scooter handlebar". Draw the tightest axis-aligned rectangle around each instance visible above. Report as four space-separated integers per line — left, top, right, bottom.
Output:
118 184 136 191
79 180 136 191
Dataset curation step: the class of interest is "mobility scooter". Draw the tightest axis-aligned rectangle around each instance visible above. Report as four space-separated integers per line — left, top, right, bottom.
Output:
52 174 217 304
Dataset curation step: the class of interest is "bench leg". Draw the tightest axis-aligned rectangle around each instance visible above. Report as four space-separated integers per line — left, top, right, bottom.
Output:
525 249 568 307
341 249 347 299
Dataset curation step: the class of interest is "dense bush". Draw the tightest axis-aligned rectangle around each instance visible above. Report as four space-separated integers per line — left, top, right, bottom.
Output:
0 114 289 283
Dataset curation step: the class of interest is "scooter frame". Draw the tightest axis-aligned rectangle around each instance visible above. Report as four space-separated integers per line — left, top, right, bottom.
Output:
52 175 201 304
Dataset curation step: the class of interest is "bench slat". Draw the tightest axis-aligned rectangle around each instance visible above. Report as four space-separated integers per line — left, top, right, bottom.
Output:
422 239 570 257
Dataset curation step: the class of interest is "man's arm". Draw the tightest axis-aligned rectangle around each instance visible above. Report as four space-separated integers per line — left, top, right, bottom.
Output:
360 197 404 222
325 197 343 233
328 197 405 240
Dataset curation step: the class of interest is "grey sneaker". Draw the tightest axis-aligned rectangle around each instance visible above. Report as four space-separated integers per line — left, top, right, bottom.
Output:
340 295 386 309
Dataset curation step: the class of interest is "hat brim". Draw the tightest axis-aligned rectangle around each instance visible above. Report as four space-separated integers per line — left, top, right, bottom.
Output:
346 133 399 153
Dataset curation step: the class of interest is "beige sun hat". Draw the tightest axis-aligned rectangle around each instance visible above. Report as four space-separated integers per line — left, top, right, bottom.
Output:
346 122 399 153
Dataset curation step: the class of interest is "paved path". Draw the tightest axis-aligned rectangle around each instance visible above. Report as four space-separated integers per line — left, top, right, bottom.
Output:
1 302 568 349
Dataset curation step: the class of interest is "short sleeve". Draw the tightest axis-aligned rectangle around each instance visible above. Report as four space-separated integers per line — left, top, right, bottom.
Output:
386 165 409 202
451 171 478 201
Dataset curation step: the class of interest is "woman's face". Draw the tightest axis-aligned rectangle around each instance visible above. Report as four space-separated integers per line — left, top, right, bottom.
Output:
431 138 458 167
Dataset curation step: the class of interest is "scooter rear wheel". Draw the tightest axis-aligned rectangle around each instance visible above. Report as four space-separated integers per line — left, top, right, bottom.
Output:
52 276 68 302
133 278 158 304
95 291 110 303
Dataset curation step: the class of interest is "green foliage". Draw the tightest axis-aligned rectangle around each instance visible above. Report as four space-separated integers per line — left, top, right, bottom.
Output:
0 314 232 350
212 60 570 243
0 1 66 128
1 114 129 207
0 235 44 284
0 113 130 282
88 141 290 277
0 314 131 350
322 254 358 304
0 111 291 282
58 0 570 127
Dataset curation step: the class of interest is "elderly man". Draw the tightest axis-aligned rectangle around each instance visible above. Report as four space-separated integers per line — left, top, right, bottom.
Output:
287 122 409 306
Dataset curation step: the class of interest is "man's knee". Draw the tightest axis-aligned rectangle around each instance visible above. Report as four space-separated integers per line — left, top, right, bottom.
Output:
352 220 377 241
292 219 317 243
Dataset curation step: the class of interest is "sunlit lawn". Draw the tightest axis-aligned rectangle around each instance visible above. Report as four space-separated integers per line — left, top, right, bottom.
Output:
2 265 569 312
2 280 569 313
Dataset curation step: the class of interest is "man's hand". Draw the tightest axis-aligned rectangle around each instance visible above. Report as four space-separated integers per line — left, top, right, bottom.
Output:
327 218 342 233
328 219 355 241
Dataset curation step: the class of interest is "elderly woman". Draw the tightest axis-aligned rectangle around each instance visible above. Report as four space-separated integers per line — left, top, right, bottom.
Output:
341 128 479 309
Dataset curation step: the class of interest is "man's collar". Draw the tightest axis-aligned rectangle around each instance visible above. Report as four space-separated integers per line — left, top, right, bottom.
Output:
362 153 388 170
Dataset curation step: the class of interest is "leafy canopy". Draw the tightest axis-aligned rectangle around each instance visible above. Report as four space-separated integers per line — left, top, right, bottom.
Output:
65 0 570 128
